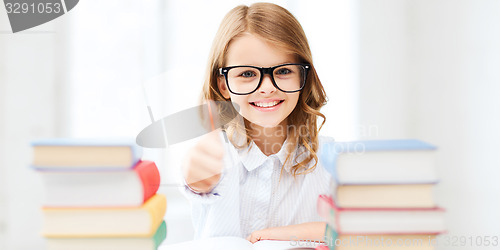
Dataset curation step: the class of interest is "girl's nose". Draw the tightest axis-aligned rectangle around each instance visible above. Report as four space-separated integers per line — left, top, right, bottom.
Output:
258 75 276 95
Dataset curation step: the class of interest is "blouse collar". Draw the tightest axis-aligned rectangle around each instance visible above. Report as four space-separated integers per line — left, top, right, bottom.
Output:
238 137 307 174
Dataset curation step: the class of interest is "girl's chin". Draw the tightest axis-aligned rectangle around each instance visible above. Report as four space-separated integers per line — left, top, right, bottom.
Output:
246 118 285 128
239 111 287 128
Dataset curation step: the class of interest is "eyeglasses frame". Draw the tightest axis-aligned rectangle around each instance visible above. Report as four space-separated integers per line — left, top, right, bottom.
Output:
218 63 310 95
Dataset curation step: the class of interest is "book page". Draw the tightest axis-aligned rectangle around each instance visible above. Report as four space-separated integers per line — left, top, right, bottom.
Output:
254 240 321 250
159 237 322 250
158 236 253 250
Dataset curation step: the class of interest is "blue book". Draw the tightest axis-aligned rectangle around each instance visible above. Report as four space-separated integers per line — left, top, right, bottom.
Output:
32 138 142 171
320 139 438 184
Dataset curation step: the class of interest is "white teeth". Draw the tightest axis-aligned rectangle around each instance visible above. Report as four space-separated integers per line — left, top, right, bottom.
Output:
254 101 280 108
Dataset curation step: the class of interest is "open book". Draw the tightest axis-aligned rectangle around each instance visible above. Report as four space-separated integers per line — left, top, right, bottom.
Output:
159 236 321 250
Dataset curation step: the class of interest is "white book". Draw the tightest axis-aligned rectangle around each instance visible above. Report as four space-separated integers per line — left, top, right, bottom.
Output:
321 139 438 184
40 161 159 207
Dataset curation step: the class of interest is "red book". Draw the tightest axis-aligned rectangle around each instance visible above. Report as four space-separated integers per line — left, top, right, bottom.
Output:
41 161 160 207
317 195 446 235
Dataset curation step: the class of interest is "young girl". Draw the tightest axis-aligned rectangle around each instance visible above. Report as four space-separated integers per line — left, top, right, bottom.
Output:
182 2 333 243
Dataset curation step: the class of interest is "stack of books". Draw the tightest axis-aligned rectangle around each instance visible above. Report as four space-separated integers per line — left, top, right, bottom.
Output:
317 139 446 250
31 139 166 250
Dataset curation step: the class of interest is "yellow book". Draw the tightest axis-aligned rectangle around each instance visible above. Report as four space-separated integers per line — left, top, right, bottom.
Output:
42 194 166 238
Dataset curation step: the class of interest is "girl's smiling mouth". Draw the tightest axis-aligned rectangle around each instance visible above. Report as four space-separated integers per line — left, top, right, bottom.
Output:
249 99 285 111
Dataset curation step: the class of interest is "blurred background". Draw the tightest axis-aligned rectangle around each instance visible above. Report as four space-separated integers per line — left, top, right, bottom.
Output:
1 0 499 249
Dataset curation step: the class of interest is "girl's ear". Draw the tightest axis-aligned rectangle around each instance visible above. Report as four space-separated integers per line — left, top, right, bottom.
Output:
217 77 231 99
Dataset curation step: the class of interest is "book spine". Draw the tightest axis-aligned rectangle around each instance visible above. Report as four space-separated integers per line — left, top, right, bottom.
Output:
134 161 161 202
153 221 167 248
324 223 338 250
320 143 339 179
143 194 167 235
317 195 342 234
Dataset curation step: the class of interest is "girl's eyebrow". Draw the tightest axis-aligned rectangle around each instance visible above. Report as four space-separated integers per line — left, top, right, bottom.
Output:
226 62 297 67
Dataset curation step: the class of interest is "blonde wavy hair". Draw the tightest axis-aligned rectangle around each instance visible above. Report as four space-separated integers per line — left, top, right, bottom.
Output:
201 2 327 176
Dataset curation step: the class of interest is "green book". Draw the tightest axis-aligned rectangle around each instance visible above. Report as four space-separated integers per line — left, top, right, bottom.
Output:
46 221 166 250
324 223 338 250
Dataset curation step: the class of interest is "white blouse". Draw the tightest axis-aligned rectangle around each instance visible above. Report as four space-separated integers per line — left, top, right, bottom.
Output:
181 132 334 239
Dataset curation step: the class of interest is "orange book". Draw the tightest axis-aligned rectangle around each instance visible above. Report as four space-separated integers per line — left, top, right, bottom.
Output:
323 223 437 250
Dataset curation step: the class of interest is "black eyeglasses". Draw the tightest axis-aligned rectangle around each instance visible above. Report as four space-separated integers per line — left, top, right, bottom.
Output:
219 63 310 95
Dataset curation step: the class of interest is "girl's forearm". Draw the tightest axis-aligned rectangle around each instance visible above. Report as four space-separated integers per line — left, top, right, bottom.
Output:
276 222 326 241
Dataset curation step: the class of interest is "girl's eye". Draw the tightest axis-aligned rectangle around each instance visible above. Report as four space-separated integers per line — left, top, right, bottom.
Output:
276 68 292 75
240 71 257 78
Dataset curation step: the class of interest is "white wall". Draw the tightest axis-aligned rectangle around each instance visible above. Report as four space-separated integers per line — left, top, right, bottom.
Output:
0 11 68 250
358 1 500 249
294 0 359 140
410 0 500 243
0 18 8 249
358 0 412 139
